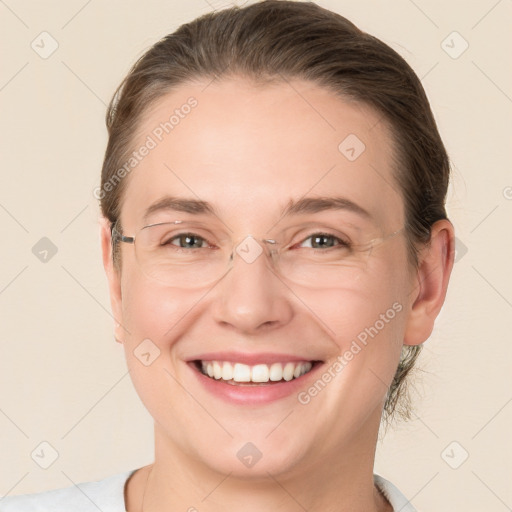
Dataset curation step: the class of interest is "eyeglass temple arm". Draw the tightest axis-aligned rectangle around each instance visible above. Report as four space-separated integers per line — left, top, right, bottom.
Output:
110 222 135 244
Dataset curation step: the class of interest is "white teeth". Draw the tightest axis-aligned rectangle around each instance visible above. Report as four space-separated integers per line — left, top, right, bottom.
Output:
200 360 314 383
232 363 251 382
269 362 283 381
213 361 223 379
251 364 269 383
282 362 295 381
221 361 233 380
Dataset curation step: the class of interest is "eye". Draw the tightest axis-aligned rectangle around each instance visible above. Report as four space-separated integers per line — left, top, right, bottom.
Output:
165 233 209 249
299 233 350 250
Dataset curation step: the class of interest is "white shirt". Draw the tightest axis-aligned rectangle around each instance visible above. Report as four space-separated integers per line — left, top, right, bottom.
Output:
0 470 418 511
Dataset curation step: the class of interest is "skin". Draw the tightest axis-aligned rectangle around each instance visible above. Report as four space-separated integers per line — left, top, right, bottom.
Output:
100 77 455 511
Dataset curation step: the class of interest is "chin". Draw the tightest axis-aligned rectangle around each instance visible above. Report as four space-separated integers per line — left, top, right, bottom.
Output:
190 433 309 480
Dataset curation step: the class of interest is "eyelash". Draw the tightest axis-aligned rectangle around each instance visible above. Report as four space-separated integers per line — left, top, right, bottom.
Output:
163 232 352 250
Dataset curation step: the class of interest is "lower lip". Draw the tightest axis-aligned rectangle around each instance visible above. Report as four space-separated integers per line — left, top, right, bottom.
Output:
188 362 323 405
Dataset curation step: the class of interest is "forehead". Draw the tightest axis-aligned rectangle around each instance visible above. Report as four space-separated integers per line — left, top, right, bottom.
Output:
119 77 404 231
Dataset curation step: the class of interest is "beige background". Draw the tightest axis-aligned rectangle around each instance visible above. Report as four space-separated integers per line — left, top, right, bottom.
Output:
1 0 511 510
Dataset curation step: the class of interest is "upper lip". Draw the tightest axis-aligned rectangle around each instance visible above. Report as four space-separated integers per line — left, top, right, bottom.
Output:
187 352 322 365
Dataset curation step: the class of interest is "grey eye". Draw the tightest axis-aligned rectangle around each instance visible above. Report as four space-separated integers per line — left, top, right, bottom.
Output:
300 233 349 249
168 233 207 249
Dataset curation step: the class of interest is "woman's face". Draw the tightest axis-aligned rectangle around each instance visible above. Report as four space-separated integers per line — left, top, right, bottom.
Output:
106 78 419 478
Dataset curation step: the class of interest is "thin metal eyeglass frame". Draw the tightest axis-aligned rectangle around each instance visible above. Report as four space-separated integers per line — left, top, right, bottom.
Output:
110 220 405 265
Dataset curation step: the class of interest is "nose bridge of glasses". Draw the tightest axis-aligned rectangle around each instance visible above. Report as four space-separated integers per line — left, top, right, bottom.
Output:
229 235 279 268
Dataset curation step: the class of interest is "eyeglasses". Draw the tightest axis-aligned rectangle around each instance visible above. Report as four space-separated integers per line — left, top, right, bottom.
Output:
111 219 404 289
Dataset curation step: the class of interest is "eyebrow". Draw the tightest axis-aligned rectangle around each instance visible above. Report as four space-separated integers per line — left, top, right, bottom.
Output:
143 195 373 223
281 196 372 219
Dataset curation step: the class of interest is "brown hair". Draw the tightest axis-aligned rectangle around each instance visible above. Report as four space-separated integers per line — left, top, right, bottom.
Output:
100 0 450 426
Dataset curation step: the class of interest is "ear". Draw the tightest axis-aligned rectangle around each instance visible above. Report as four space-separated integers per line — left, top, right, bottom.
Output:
99 217 125 344
403 219 455 346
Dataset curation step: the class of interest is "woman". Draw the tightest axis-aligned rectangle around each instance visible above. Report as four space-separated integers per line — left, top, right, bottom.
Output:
0 1 454 510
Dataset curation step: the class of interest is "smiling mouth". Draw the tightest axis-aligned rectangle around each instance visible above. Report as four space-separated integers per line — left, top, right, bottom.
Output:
192 360 320 385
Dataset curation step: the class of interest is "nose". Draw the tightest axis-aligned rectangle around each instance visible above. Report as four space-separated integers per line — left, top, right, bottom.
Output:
211 238 294 334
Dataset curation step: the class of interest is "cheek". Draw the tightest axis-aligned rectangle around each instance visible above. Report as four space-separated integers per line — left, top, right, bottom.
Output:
298 275 407 436
310 254 409 340
311 253 409 390
346 257 410 381
119 269 197 348
118 274 196 422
